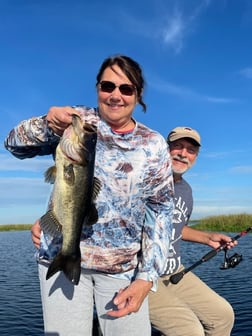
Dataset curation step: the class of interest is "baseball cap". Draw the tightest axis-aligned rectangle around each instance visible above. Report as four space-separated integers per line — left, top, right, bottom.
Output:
167 126 201 146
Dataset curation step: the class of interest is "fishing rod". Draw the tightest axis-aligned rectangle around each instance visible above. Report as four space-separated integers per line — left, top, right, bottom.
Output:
170 226 252 285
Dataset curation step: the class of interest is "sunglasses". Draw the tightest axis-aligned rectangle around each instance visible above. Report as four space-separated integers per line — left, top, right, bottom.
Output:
99 81 136 96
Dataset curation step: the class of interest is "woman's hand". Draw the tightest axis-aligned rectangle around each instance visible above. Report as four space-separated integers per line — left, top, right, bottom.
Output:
46 106 80 135
106 279 152 318
31 219 41 249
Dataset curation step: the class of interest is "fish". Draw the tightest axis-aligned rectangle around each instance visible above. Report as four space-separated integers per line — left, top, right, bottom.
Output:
39 114 101 285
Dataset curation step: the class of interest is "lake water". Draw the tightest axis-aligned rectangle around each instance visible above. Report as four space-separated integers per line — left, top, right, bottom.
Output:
0 230 251 335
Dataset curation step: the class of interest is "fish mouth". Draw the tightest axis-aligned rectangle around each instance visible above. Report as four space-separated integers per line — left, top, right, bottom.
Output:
60 139 82 163
64 154 80 164
60 119 97 164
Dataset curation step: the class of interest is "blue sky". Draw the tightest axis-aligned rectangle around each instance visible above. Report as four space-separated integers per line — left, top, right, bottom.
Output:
1 0 252 224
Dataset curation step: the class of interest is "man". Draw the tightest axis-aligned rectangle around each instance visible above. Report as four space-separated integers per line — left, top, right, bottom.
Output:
149 127 236 336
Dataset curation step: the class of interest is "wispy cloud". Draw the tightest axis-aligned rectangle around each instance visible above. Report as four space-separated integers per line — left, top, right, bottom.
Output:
203 148 249 159
230 165 252 174
161 12 185 54
160 0 212 53
117 0 212 54
204 96 236 103
0 177 51 205
239 67 252 79
0 176 51 223
204 151 233 159
0 153 53 172
150 78 236 103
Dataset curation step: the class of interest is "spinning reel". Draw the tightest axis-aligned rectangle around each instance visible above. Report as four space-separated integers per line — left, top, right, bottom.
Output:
220 248 243 270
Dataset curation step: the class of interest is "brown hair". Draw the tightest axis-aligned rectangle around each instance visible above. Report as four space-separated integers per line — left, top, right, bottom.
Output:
96 55 147 112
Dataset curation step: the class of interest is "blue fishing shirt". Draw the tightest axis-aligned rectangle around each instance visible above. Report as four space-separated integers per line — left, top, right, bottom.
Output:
4 106 174 288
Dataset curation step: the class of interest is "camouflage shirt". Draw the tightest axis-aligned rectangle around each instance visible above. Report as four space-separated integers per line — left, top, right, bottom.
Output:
4 106 174 287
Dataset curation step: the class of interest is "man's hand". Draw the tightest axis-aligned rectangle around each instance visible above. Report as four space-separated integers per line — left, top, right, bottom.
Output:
106 279 152 318
46 106 80 136
208 232 237 250
182 226 238 250
31 219 41 249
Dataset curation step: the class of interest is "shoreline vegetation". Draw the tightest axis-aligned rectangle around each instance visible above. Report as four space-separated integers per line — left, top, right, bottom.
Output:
0 213 252 232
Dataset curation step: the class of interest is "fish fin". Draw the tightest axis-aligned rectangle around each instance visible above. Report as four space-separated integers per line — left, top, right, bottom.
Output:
63 164 75 185
84 177 101 226
92 177 101 200
40 210 62 236
44 166 57 184
46 252 81 285
87 203 99 225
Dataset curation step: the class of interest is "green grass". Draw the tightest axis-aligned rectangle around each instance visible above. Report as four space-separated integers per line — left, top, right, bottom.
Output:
191 213 252 232
0 224 32 231
1 213 252 232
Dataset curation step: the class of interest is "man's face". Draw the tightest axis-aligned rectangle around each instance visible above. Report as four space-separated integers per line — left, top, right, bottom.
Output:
169 139 199 175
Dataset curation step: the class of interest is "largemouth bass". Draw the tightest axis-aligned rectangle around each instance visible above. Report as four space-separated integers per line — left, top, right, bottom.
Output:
40 114 100 285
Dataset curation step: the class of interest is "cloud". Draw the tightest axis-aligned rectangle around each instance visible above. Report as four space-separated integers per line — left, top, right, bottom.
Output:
116 0 212 54
150 78 236 103
160 0 212 53
203 151 232 159
0 174 51 224
0 153 53 172
239 67 252 79
0 177 51 205
204 96 237 103
230 165 252 174
203 148 247 159
161 12 185 53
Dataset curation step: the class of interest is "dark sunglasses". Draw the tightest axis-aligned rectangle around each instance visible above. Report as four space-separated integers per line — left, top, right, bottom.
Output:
99 81 136 96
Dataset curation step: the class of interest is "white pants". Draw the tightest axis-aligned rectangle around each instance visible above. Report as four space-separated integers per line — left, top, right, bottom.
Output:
39 263 151 336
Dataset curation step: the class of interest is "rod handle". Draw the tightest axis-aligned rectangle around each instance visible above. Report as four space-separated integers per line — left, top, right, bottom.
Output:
201 249 217 262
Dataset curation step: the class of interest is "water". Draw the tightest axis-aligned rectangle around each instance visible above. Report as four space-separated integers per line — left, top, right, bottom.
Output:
180 236 252 336
0 231 43 336
0 231 251 335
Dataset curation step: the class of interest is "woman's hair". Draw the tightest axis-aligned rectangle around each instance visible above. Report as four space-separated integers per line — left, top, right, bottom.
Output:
96 55 147 112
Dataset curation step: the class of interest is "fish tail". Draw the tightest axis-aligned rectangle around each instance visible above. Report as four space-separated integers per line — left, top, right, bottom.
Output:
46 252 81 285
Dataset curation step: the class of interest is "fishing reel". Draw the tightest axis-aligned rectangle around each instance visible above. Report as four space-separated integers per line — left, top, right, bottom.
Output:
220 249 243 270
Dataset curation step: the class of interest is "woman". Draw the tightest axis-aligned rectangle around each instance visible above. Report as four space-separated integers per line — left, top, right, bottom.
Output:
5 55 174 336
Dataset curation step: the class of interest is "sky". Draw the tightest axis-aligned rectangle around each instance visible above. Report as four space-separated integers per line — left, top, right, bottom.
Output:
1 0 252 224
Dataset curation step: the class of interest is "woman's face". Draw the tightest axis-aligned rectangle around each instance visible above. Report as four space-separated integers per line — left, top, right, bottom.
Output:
97 64 138 131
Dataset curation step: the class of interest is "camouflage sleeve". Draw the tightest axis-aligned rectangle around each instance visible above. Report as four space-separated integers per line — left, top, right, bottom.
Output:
4 115 60 159
136 136 174 290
